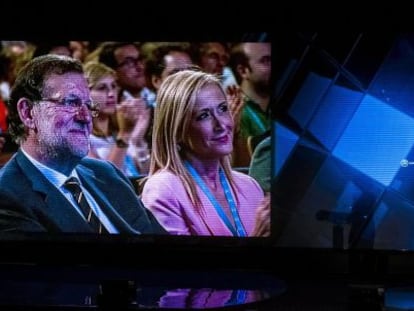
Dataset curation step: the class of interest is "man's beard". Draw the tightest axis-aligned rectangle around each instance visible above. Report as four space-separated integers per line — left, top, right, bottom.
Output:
37 132 89 163
255 80 270 95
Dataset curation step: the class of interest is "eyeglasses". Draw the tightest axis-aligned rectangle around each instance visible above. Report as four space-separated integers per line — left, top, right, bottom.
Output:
40 96 100 118
117 56 143 69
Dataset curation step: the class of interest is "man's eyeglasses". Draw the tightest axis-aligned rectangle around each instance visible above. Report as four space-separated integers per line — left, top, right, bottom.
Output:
117 56 143 69
40 96 100 117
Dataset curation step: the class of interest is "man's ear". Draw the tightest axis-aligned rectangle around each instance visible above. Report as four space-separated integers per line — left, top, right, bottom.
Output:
152 75 162 91
17 98 35 129
237 64 249 80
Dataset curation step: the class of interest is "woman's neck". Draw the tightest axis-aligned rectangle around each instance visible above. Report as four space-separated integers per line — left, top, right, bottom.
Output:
185 155 221 190
93 116 110 137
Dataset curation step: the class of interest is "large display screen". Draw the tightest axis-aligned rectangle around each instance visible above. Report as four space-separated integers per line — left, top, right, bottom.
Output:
0 38 273 246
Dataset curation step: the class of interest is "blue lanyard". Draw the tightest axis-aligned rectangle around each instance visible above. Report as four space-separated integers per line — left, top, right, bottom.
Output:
184 161 247 237
124 154 140 177
245 105 266 132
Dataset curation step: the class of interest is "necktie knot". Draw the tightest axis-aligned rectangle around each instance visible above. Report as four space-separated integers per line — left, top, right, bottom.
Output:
64 177 82 202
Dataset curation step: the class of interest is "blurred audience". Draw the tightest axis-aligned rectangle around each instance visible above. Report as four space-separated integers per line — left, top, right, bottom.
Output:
0 92 7 133
0 135 4 153
229 42 272 154
98 42 153 169
84 61 150 177
0 51 12 103
32 41 72 58
144 42 194 95
98 42 155 106
0 42 34 102
192 42 237 90
70 41 90 62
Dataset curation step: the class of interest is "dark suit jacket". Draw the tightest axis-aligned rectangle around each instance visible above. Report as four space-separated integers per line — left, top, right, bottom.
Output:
0 149 167 234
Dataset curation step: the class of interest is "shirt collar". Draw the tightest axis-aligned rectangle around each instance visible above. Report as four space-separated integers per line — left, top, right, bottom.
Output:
20 148 80 188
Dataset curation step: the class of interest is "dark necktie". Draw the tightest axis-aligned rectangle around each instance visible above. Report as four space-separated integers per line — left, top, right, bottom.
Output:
63 177 108 234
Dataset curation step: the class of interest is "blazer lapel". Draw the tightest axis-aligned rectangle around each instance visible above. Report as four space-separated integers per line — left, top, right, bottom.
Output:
196 184 234 236
15 151 93 232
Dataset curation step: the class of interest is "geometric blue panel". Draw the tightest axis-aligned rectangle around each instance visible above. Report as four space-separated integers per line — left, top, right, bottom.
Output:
385 287 414 310
308 83 364 151
275 122 299 175
334 181 362 214
288 72 331 130
333 94 414 186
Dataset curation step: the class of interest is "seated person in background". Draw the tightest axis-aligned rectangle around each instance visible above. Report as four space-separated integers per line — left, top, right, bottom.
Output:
98 42 156 108
228 42 272 164
144 42 194 96
84 61 151 177
0 54 166 234
0 91 19 166
141 69 270 236
191 42 237 90
98 42 154 167
0 96 5 155
31 41 72 58
0 135 4 153
0 97 7 133
248 133 271 193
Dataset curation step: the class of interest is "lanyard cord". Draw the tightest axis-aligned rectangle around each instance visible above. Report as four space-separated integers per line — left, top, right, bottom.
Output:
184 161 247 237
245 104 266 132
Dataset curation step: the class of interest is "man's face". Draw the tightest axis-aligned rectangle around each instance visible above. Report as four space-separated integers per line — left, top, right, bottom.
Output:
153 51 193 91
114 44 146 92
244 42 272 90
199 42 229 76
31 72 93 160
161 51 193 80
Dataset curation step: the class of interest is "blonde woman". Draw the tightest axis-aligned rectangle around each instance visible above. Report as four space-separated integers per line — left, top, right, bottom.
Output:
141 69 270 236
84 61 151 177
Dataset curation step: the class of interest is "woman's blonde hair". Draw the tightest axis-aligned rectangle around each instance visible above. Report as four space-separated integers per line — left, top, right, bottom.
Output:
83 61 116 89
150 69 237 210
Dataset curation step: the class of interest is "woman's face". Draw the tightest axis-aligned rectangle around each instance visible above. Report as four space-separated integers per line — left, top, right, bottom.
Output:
89 75 118 116
185 83 234 160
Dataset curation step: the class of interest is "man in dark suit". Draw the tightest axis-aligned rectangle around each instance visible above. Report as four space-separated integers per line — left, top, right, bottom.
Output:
0 54 166 234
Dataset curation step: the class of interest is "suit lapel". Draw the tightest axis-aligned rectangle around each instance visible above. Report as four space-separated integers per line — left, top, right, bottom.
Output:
15 151 93 232
15 151 137 233
76 165 138 233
